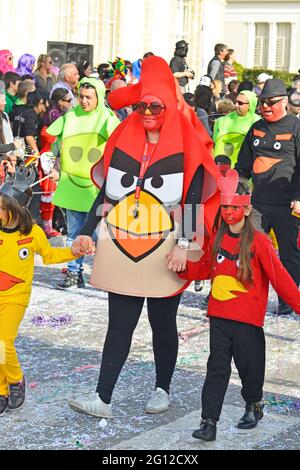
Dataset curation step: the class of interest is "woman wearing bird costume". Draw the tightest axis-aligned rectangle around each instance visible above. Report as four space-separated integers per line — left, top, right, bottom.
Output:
69 56 220 419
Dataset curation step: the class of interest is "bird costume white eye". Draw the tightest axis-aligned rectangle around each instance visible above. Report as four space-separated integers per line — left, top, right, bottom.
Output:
217 254 225 264
236 259 240 267
253 138 260 147
144 172 183 205
106 168 138 200
19 248 29 260
274 142 281 150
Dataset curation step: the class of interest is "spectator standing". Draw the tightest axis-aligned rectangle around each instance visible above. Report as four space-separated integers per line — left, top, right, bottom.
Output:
170 40 194 93
50 63 79 107
0 50 15 74
34 55 57 95
223 49 238 90
207 44 228 98
16 54 36 78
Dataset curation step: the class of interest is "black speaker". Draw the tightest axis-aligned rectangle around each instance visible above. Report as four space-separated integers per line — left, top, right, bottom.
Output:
47 42 94 68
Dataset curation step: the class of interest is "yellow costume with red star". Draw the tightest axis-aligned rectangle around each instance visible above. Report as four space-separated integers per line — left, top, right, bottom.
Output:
0 224 76 396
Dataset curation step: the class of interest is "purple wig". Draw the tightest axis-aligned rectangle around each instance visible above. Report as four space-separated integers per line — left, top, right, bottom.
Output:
0 50 15 74
16 54 36 77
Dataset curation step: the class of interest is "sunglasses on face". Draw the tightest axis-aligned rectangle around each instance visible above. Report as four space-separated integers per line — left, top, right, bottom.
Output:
136 102 166 115
62 98 72 103
235 100 249 106
259 97 285 107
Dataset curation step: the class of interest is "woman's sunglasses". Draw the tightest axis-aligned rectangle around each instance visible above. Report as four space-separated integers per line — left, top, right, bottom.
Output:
62 98 72 103
136 102 166 115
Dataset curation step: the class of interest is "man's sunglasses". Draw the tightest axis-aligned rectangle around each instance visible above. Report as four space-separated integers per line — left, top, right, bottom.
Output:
235 100 249 106
259 97 285 107
136 102 166 115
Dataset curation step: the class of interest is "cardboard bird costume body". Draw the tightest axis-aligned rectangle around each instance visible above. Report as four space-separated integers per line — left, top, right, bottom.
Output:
89 56 220 298
47 77 119 212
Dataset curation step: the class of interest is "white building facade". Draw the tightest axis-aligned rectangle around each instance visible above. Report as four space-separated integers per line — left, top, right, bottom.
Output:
225 0 300 73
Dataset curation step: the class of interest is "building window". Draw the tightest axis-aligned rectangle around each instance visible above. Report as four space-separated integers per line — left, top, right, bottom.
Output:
276 23 291 71
254 23 269 68
108 0 116 60
176 0 191 41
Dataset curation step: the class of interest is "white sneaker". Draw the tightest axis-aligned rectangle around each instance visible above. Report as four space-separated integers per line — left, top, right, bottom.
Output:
145 387 170 414
68 394 112 418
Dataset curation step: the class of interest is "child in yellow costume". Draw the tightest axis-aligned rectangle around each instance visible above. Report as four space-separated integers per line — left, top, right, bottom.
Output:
0 168 81 416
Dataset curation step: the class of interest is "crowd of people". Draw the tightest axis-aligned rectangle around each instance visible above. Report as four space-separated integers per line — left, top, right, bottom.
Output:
1 43 300 444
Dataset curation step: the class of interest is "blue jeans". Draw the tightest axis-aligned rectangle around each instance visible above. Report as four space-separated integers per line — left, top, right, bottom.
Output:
66 209 89 274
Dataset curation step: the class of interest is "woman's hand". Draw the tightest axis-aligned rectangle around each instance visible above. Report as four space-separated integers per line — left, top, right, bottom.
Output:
71 235 94 256
166 245 187 273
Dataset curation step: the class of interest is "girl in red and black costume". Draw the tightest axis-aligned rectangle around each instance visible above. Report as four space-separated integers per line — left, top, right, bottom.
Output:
178 169 300 442
68 56 220 419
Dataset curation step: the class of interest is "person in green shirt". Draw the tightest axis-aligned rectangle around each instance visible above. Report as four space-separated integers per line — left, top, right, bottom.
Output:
213 90 260 167
4 72 21 115
47 77 120 290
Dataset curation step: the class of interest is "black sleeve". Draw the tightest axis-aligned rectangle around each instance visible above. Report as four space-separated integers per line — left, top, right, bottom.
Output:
235 127 253 179
0 143 16 155
293 124 300 200
170 57 182 73
23 110 38 137
80 182 106 236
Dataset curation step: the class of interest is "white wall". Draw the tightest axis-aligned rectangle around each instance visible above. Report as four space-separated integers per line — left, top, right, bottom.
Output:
225 1 300 72
200 0 227 76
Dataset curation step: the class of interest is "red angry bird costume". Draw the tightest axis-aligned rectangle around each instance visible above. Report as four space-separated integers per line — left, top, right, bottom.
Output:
90 56 220 297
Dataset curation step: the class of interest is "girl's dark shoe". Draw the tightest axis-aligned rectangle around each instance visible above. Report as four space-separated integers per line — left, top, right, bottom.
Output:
8 377 26 410
192 418 217 441
238 402 264 429
0 396 8 416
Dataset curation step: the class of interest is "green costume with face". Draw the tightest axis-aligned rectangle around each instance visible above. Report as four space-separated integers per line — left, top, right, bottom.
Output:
47 77 120 212
213 90 261 166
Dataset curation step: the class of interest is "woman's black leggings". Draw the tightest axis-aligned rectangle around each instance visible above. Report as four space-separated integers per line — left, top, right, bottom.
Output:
97 292 181 404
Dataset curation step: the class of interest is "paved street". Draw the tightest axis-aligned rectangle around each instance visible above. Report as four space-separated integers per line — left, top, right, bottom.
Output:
1 252 300 451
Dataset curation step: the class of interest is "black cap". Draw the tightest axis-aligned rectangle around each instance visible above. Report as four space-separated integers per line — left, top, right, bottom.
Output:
260 78 287 99
176 40 188 49
288 88 300 107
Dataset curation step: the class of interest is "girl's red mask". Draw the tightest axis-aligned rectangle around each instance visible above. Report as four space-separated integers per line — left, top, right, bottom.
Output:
221 206 245 225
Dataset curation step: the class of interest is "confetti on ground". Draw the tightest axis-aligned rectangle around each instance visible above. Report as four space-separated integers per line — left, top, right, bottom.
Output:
31 315 73 328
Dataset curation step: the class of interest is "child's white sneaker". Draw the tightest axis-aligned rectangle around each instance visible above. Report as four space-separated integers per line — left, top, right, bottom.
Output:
145 387 170 414
69 394 112 418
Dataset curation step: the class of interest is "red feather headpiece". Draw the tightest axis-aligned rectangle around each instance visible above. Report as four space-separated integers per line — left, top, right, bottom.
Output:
218 169 251 206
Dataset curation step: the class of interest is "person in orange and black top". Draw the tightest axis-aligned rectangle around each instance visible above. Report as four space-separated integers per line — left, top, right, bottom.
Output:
177 170 300 442
236 79 300 315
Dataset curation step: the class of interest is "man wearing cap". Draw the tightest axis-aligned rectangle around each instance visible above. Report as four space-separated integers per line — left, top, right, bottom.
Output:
207 44 228 98
254 73 273 96
236 78 300 315
170 40 194 92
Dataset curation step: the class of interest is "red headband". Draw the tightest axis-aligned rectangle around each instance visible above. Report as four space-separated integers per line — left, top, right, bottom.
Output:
218 169 251 206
